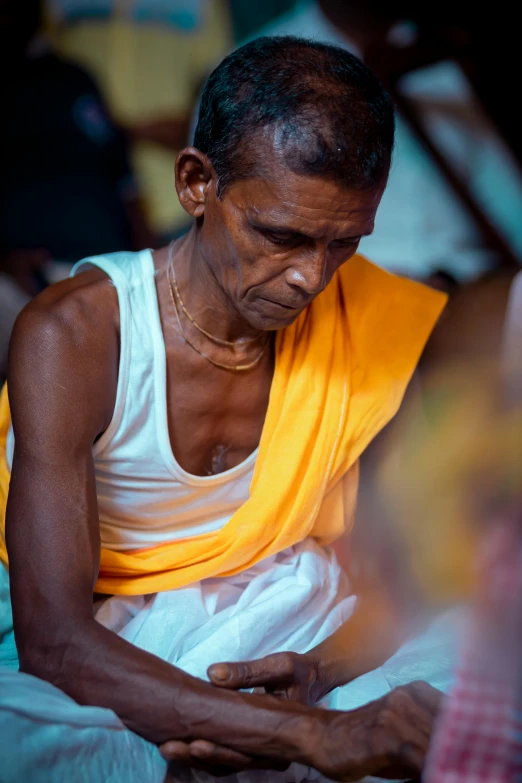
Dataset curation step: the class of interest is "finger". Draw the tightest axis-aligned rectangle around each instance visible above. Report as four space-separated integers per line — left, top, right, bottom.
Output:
208 653 294 690
409 681 444 715
397 742 425 776
399 684 442 741
392 711 432 749
265 687 289 700
188 740 252 768
386 685 440 741
159 738 290 774
161 740 251 778
252 684 305 704
160 740 192 763
286 683 314 705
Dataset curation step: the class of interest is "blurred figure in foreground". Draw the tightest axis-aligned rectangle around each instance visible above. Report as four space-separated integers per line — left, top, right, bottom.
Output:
369 264 522 781
0 0 154 377
422 265 522 782
425 521 522 782
369 264 522 605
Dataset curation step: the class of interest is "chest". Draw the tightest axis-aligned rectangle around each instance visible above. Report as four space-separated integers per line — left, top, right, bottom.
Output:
163 339 274 477
152 254 275 478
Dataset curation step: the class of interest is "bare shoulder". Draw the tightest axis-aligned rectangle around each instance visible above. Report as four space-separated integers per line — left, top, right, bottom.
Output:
12 267 119 340
8 268 120 446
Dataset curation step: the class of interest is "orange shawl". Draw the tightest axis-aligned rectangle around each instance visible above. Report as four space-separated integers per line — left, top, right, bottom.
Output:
0 256 446 595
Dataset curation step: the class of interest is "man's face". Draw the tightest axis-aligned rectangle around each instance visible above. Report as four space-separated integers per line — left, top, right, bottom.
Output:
198 164 384 331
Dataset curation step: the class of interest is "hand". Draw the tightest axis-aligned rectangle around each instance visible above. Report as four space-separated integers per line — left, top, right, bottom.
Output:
309 681 443 782
208 651 332 706
161 681 441 781
160 739 252 778
160 739 289 778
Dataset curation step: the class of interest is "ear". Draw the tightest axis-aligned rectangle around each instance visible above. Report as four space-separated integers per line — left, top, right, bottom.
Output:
175 147 215 219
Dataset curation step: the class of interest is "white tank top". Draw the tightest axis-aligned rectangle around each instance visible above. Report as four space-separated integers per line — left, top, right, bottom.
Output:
8 250 257 551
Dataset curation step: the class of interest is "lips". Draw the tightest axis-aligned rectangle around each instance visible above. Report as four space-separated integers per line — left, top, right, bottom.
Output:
260 297 302 311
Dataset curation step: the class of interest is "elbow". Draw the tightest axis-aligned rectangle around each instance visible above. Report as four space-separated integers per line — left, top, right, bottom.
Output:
17 637 73 688
15 619 94 692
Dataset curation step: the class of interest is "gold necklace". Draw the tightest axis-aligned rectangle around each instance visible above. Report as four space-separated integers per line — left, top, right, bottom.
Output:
167 240 262 348
167 260 270 372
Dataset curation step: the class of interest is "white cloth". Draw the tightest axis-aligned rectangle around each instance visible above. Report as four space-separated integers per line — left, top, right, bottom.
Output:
93 539 355 681
0 540 353 783
71 249 256 551
249 1 522 281
0 539 459 783
6 250 257 551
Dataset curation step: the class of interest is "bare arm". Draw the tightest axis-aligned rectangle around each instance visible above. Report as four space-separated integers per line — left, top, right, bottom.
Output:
5 281 443 781
5 281 308 750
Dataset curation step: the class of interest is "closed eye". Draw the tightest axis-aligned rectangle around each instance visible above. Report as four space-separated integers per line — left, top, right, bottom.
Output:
252 225 303 246
330 237 361 248
253 224 364 247
263 231 302 246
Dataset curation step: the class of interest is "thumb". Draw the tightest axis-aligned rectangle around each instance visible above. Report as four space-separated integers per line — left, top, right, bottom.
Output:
208 654 293 690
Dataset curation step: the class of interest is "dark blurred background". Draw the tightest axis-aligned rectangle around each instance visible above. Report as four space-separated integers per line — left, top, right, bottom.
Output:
1 0 521 381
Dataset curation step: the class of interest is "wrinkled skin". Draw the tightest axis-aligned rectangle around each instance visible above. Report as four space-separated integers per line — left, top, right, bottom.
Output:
208 651 329 706
161 680 443 780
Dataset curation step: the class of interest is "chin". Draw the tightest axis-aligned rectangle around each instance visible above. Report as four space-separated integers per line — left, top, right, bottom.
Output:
248 310 302 332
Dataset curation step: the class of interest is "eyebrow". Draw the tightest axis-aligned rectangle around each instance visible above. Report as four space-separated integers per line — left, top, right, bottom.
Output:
249 219 374 240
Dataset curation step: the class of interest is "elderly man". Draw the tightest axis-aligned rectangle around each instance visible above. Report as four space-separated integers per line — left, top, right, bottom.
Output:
0 37 448 782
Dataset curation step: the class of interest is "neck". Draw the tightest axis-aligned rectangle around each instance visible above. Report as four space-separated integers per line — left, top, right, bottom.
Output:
169 227 263 344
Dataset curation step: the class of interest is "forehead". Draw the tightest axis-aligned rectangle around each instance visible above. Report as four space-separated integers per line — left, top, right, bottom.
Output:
223 168 383 239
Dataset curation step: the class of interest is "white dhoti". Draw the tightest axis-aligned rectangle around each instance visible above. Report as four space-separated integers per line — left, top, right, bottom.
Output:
0 540 460 783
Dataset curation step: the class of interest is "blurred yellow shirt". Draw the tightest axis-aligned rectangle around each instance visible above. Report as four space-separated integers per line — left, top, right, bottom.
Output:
48 1 232 234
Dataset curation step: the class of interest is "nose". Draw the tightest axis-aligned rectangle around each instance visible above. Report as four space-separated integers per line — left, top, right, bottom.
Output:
286 248 328 299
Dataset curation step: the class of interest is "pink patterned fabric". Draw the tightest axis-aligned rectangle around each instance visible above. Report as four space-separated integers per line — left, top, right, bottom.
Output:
424 523 522 783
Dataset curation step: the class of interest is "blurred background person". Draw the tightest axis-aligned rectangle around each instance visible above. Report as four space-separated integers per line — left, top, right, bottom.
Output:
0 0 154 379
46 0 233 242
29 0 522 286
237 0 522 285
